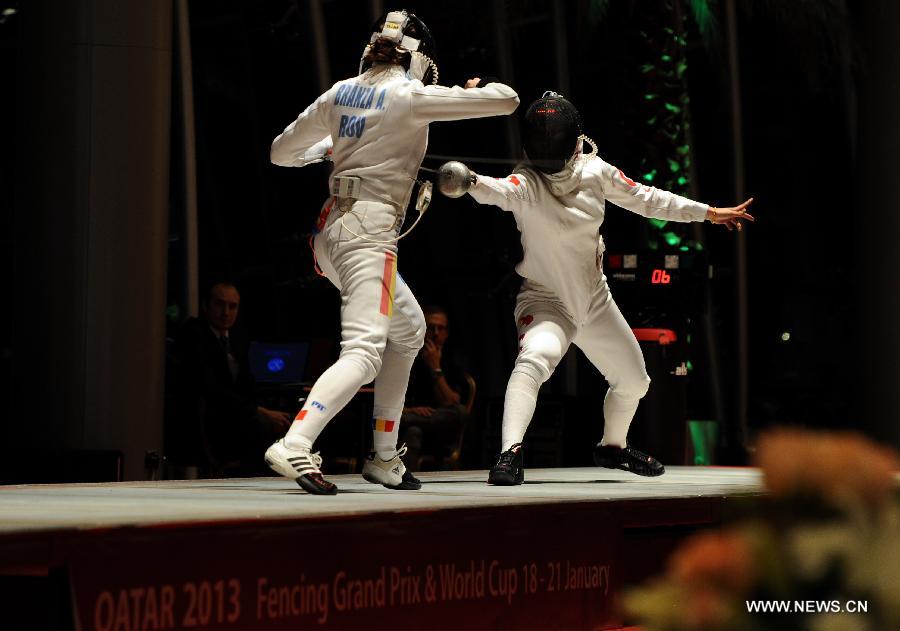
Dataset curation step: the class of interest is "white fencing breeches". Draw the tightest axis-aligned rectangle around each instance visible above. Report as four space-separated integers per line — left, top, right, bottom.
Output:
284 199 425 451
501 277 651 451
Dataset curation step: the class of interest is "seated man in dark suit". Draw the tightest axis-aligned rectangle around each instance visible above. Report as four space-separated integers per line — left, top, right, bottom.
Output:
175 282 290 475
400 306 471 471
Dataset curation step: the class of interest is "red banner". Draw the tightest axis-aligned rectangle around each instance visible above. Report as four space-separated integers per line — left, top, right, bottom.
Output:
69 506 620 630
53 498 720 630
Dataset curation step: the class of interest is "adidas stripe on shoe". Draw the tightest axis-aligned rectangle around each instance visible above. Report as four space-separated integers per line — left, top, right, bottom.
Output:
265 439 337 495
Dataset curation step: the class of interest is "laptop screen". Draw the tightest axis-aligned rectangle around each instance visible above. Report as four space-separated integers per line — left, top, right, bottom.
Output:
248 342 309 384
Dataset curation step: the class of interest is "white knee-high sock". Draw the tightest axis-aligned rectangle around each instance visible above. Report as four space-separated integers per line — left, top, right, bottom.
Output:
600 389 641 448
285 355 371 450
501 371 540 451
371 344 416 459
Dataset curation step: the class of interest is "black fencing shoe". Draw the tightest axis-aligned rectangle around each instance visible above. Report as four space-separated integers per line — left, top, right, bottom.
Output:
488 443 525 485
393 469 423 491
593 444 665 477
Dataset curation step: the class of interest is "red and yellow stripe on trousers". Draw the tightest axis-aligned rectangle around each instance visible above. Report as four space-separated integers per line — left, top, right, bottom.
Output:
379 252 397 316
372 418 396 432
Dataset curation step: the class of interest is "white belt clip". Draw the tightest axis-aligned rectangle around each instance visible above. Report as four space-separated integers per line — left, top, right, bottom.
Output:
330 175 362 199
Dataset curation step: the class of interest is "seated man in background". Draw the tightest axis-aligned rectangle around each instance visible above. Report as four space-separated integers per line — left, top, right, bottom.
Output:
175 282 290 476
400 306 471 471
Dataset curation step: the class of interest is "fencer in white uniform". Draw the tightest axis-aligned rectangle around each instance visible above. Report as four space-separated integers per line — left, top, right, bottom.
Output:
264 10 519 494
461 92 753 485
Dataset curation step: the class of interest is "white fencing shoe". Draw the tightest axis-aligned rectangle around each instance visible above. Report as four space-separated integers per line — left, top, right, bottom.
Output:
362 445 421 490
265 440 337 495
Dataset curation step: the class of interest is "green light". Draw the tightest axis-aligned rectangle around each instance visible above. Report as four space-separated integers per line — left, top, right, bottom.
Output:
664 103 681 114
642 169 657 182
677 176 688 186
661 54 672 63
689 0 717 41
686 360 694 372
679 245 690 252
668 159 681 173
648 218 668 230
663 231 682 247
644 93 658 100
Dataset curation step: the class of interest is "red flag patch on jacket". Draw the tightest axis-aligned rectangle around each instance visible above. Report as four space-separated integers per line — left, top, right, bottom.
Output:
617 169 638 188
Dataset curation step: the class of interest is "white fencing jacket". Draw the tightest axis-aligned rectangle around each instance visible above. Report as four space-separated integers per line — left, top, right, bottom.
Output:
271 64 519 212
469 156 709 322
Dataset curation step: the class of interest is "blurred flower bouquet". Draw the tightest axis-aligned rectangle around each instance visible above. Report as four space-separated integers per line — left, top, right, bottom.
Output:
625 429 900 631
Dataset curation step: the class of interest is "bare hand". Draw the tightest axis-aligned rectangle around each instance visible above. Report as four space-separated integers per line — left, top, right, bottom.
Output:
707 198 755 231
405 406 435 417
464 78 481 89
421 339 442 370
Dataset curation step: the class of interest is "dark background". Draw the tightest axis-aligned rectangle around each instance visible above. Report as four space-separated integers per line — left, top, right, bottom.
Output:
4 0 898 480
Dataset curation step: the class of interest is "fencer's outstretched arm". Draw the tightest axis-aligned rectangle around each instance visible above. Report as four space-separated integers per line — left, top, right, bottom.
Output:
467 172 531 212
410 82 519 125
466 161 755 230
595 159 709 222
595 159 755 228
270 91 332 167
